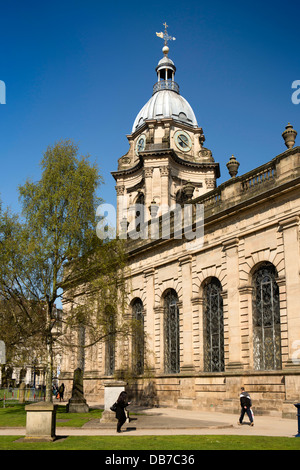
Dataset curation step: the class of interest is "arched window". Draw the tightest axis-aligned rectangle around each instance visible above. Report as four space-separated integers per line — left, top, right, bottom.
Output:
135 192 144 232
164 289 180 373
203 278 224 372
132 298 144 375
252 263 281 370
104 306 116 376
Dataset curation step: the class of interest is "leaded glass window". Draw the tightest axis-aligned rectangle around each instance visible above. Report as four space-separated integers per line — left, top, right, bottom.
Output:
132 298 144 375
252 263 281 370
164 289 180 373
203 278 224 372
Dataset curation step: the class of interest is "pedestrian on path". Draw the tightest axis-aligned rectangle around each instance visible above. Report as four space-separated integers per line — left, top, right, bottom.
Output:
238 387 254 426
115 391 131 433
58 383 65 402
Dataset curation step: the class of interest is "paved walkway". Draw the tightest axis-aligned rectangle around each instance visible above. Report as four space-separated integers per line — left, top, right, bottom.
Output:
0 404 299 438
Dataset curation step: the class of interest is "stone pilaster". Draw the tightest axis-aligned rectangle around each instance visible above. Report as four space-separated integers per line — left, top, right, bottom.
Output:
222 238 244 370
143 267 156 372
279 216 300 367
178 255 194 371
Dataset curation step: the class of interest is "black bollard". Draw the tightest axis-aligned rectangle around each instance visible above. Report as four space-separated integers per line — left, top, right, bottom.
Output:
294 403 300 437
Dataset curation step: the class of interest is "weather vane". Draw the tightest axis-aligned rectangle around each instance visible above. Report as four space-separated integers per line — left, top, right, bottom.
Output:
156 22 176 49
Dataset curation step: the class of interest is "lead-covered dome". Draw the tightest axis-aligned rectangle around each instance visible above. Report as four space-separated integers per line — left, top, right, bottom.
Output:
132 48 198 133
132 90 198 132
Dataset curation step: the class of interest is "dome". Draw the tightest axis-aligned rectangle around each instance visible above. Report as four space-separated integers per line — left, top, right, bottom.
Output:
157 56 175 68
132 44 198 133
132 90 198 133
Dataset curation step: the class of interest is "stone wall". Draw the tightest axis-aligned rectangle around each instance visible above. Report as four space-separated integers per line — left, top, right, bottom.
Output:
60 146 300 417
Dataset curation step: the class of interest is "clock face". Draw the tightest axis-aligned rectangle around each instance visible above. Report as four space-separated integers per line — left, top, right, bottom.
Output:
135 135 146 155
174 130 192 152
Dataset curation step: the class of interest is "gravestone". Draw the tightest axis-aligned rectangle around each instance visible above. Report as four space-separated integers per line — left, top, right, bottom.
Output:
25 401 57 441
66 368 89 413
100 380 126 423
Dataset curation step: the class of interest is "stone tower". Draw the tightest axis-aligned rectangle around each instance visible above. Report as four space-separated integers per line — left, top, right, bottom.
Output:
112 25 220 235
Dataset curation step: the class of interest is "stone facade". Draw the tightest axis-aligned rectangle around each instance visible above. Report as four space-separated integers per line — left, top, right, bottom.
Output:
60 143 300 418
60 42 300 418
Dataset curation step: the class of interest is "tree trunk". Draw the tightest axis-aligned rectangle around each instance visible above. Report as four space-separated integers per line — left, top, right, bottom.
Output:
45 328 53 402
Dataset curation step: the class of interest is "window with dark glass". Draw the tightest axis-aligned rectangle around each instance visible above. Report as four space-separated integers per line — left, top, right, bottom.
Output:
135 192 144 232
164 289 180 373
252 263 281 370
203 278 224 372
132 298 144 375
105 306 115 376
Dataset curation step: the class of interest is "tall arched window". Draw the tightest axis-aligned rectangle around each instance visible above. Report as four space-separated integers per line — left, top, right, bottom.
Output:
135 192 144 232
132 298 144 375
164 289 180 373
104 306 116 376
203 278 224 372
252 263 281 370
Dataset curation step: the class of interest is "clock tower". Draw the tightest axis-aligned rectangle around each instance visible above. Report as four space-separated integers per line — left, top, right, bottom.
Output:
112 25 220 235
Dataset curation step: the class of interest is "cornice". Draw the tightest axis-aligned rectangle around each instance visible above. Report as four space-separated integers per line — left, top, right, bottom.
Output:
112 148 220 180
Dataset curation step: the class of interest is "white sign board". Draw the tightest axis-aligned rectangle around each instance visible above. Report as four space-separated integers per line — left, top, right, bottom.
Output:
0 341 6 364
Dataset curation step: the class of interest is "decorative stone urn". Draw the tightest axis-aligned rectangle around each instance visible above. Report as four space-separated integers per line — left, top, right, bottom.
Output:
149 200 159 218
226 155 240 178
282 123 297 149
183 181 195 200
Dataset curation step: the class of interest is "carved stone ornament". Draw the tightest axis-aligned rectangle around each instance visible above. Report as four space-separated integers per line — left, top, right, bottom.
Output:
205 178 215 189
282 122 297 149
160 166 169 176
199 147 214 161
183 181 195 199
144 167 153 178
116 185 125 196
226 155 240 178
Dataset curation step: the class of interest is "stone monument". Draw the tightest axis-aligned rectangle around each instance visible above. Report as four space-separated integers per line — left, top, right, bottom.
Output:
100 380 127 423
66 368 89 413
25 401 57 441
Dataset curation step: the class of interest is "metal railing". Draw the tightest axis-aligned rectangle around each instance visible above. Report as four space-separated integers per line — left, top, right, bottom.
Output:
0 387 46 404
153 80 179 94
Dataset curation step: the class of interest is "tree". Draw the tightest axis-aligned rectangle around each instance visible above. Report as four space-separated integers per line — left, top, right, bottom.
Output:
0 140 128 400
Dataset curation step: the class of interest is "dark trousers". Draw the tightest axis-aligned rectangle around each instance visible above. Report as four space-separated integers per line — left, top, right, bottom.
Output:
117 416 126 432
239 406 253 423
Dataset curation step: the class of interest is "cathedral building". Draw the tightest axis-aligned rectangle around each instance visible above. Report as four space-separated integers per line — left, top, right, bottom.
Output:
61 27 300 417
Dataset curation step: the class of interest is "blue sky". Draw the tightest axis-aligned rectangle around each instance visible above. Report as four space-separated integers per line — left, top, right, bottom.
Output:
0 0 299 214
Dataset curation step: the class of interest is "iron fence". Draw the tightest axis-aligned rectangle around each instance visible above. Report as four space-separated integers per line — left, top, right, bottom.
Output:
0 387 46 404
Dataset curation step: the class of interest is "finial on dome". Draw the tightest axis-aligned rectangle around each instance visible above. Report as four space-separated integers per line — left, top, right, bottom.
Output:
156 22 176 56
162 45 169 56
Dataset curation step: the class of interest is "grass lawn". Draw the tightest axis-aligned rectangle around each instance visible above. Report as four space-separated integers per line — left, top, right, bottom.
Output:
0 435 300 450
0 401 102 427
0 402 299 450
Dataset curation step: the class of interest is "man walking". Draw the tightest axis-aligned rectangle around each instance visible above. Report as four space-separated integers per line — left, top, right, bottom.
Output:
238 387 254 426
